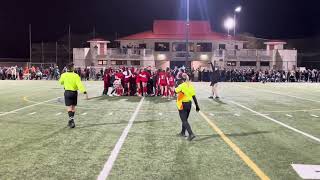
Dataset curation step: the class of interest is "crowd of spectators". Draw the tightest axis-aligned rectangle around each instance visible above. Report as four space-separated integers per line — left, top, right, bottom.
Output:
193 68 320 83
0 66 60 80
1 65 320 83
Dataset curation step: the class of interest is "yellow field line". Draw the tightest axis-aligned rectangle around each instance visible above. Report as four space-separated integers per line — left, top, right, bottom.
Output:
198 110 270 180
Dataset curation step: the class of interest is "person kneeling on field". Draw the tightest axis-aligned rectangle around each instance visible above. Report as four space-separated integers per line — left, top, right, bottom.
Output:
175 73 200 141
59 63 88 128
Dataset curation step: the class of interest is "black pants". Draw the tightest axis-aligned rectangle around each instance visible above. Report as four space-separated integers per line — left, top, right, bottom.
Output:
179 102 194 135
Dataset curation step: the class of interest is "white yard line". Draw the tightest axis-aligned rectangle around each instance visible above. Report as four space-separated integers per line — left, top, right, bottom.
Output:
230 100 320 144
310 114 319 118
286 114 293 118
209 113 215 116
0 97 59 117
97 97 145 180
158 112 163 116
234 113 240 117
108 112 113 116
28 112 37 115
236 84 320 103
55 112 62 116
81 112 87 116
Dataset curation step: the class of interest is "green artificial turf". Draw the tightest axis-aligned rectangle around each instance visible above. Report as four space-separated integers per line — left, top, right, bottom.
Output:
0 81 319 180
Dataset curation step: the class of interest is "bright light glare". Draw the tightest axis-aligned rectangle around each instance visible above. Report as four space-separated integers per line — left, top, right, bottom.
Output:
235 6 242 13
224 17 235 30
157 54 166 60
200 54 208 61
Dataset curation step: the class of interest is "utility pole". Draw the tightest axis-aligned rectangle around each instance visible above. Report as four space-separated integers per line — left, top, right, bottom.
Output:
55 41 58 65
185 0 190 68
29 24 32 67
93 26 96 39
68 24 71 63
41 41 44 64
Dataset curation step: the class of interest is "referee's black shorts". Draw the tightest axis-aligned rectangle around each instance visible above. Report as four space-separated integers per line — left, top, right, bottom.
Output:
64 90 78 106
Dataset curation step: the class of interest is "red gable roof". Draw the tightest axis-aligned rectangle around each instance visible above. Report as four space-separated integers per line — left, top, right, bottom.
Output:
119 20 240 41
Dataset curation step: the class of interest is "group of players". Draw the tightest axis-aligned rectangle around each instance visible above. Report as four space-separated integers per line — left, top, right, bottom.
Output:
102 66 184 98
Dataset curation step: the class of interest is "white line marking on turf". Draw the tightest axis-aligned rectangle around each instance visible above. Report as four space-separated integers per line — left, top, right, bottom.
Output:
234 113 240 117
292 164 320 179
159 112 163 116
237 84 320 103
209 113 215 116
55 112 62 116
230 100 320 144
286 114 293 118
0 97 59 117
97 97 145 180
108 112 113 116
81 112 87 116
28 112 37 115
310 114 319 118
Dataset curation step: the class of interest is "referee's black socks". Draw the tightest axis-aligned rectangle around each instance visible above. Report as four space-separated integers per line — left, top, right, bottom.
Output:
68 111 75 119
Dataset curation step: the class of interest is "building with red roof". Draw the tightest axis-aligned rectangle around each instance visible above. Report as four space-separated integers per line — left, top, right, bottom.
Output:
73 20 297 71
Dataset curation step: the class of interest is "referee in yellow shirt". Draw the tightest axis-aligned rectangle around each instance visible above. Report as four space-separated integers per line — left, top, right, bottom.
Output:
175 73 200 141
59 63 88 128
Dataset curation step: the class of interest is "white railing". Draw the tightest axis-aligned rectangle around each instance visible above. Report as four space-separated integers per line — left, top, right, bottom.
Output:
106 48 153 59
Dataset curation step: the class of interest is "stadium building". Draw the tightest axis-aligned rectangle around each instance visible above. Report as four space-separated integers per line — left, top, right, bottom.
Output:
73 20 297 70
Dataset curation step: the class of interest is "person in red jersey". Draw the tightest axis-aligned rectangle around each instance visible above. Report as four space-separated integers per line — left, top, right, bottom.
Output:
139 68 150 96
123 67 132 96
167 72 176 99
135 69 142 96
158 69 168 98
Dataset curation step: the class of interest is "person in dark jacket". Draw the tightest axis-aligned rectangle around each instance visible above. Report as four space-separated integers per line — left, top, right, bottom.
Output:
208 62 221 99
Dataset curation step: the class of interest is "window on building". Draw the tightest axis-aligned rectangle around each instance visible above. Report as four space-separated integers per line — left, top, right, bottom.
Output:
155 42 170 51
111 60 127 65
226 61 236 66
235 45 239 50
260 61 270 66
98 60 107 65
139 44 146 49
219 44 226 50
131 61 140 66
240 61 256 66
172 42 194 52
196 43 212 52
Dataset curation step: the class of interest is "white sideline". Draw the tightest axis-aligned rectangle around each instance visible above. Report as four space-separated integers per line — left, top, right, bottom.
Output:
230 100 320 144
237 84 320 103
0 97 59 117
97 97 145 180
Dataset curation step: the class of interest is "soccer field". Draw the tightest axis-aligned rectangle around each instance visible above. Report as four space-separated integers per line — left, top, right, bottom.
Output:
0 81 319 180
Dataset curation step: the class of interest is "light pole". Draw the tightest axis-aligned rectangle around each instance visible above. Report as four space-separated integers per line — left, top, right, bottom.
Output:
185 0 190 69
234 6 242 37
224 17 235 36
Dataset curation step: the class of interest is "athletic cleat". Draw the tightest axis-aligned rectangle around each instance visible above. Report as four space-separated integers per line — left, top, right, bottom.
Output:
215 96 220 99
68 119 75 128
208 96 214 99
188 134 196 141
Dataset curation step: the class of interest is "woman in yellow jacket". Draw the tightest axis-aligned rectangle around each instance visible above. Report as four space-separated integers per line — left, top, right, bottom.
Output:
175 73 200 141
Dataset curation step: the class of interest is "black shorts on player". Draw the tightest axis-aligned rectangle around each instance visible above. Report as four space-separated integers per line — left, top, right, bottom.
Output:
64 90 78 106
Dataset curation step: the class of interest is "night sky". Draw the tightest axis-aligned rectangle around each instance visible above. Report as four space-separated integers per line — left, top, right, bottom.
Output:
1 0 320 57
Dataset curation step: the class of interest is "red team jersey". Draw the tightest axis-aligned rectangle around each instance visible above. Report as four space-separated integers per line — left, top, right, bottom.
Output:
139 71 150 83
168 75 175 86
158 72 167 86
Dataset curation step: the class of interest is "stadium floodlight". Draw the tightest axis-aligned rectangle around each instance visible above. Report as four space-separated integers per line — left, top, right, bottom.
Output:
224 17 235 36
235 6 242 13
234 6 242 36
